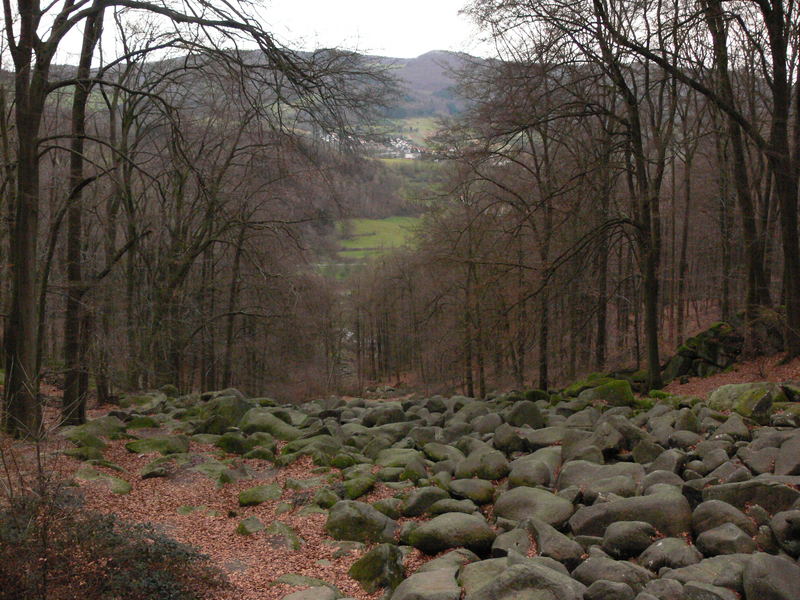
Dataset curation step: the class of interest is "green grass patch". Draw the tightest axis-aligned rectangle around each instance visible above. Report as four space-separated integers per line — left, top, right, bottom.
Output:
387 117 440 146
338 217 420 256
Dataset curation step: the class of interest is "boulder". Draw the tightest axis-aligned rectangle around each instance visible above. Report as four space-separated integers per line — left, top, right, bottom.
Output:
742 552 800 600
238 483 282 506
403 486 450 517
467 562 586 600
390 568 461 600
325 500 398 544
569 492 691 537
125 435 189 455
577 379 635 407
571 556 654 592
239 408 302 440
348 543 404 593
701 479 800 513
707 383 785 424
696 523 757 556
774 433 800 476
584 580 635 600
494 486 574 527
692 500 757 536
505 400 544 428
521 517 584 568
455 447 510 480
449 479 495 505
661 554 752 593
407 512 496 555
639 537 703 570
601 521 657 559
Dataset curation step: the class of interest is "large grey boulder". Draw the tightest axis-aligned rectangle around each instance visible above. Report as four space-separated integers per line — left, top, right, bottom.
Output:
707 383 785 424
521 516 584 568
416 548 479 574
407 512 496 555
325 500 398 543
584 580 635 600
692 500 757 536
742 552 800 600
449 479 495 505
391 569 461 600
507 447 561 488
701 479 800 513
571 556 654 592
774 433 800 476
505 400 545 428
347 543 404 593
769 510 800 557
455 447 510 480
467 562 586 600
639 537 703 571
601 521 657 559
696 523 757 556
494 486 574 527
569 492 691 537
556 460 645 490
661 554 752 594
457 558 508 597
239 408 302 439
403 487 450 517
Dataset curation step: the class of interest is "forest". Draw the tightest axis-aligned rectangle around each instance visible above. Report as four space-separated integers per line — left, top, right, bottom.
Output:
2 0 800 437
2 1 800 600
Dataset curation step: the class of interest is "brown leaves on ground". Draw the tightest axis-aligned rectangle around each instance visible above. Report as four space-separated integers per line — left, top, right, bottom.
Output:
65 443 384 600
663 353 800 399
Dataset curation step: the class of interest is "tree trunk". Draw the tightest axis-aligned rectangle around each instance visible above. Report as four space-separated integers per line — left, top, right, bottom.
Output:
222 225 246 388
63 11 103 425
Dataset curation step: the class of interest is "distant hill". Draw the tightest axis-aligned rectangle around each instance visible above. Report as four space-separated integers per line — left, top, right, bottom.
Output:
370 50 476 119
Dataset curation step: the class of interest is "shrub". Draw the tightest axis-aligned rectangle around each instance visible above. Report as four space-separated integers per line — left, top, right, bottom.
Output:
0 487 226 600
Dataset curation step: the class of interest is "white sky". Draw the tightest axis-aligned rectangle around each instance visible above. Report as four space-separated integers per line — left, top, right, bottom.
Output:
259 0 486 58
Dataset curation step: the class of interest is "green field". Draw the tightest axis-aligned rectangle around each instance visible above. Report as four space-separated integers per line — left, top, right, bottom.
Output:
338 216 421 260
386 117 440 146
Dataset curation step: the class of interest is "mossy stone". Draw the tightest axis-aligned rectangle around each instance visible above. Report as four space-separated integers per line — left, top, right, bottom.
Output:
343 476 375 500
63 446 104 461
348 543 404 592
125 435 189 455
238 483 282 506
236 516 265 535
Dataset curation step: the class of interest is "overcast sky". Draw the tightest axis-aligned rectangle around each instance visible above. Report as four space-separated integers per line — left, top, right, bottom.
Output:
260 0 486 58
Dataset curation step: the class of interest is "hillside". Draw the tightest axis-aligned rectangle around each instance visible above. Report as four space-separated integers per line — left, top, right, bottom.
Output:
375 50 472 119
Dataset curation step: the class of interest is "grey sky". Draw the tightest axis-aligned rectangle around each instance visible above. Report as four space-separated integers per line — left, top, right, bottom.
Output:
260 0 486 58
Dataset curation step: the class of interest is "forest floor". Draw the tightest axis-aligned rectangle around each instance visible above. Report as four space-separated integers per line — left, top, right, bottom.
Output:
7 352 800 600
663 352 800 398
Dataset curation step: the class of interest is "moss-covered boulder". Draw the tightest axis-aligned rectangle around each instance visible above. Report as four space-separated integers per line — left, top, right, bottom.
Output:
238 483 282 506
74 465 131 494
454 447 509 480
63 445 104 461
214 432 251 455
238 408 302 440
343 476 376 500
126 416 161 429
236 516 265 535
577 379 635 408
707 383 786 424
125 435 190 455
265 521 303 550
64 416 126 441
325 500 398 543
348 543 405 593
192 394 255 434
563 375 614 397
407 512 496 555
